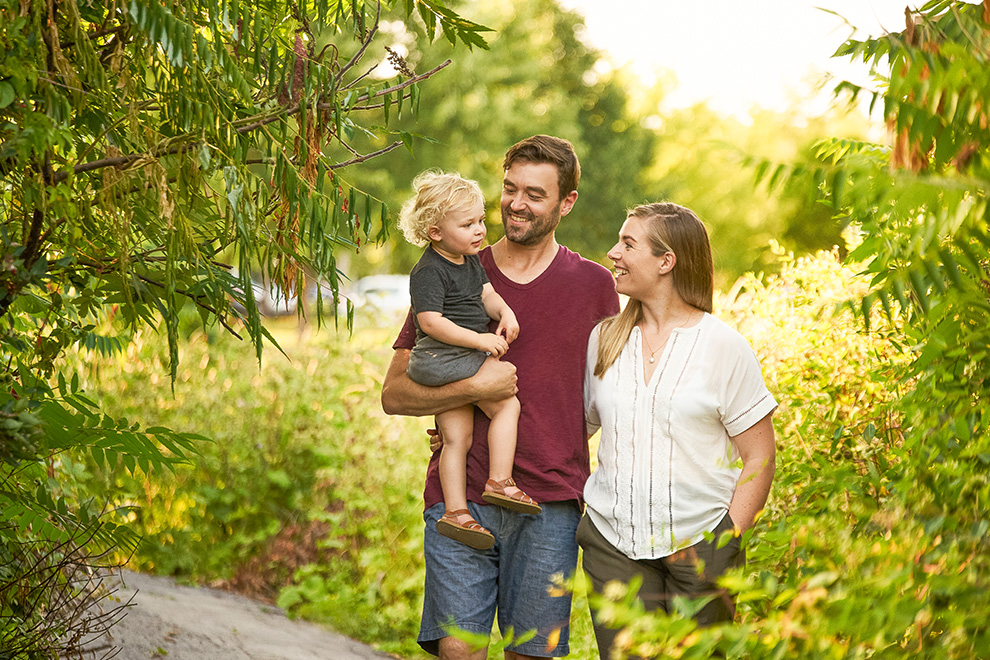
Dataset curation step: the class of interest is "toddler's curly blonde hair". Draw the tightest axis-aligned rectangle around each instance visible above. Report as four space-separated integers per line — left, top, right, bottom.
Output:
398 170 484 247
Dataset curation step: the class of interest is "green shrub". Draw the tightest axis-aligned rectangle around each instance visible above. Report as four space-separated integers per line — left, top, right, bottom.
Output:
587 238 990 658
70 316 436 656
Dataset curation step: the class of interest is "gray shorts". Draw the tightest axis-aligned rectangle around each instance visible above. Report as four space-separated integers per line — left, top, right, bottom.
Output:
407 336 487 387
418 501 582 657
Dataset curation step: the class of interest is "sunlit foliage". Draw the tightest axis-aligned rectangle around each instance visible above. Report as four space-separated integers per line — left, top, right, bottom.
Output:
0 0 487 654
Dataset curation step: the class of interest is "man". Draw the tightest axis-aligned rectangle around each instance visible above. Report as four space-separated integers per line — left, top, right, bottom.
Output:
381 135 620 659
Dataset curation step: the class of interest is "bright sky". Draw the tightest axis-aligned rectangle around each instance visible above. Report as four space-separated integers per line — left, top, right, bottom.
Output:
558 0 915 118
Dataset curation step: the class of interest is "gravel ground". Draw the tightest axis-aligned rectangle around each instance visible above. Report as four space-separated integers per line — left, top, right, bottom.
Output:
79 570 396 660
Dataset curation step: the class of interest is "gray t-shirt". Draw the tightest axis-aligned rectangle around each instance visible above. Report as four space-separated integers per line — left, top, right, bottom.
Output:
406 247 491 387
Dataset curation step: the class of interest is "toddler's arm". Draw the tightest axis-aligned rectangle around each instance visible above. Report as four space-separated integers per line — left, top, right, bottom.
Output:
481 283 519 343
417 311 509 357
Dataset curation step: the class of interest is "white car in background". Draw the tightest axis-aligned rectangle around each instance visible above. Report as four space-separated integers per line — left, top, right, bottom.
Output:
352 274 410 316
231 272 410 319
229 271 298 317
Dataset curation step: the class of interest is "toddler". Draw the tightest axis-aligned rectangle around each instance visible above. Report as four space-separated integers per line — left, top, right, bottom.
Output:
399 170 541 550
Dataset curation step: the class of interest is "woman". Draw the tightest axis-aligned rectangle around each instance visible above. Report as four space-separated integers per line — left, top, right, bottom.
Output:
578 203 777 658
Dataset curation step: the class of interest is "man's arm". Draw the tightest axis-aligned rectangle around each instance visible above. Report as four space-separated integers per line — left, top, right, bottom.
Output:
381 348 518 417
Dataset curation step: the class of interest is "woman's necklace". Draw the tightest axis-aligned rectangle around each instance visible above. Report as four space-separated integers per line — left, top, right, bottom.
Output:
641 309 700 364
642 327 663 364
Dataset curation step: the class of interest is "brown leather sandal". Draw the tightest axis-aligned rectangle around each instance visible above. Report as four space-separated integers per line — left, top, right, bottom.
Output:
436 509 494 549
482 478 542 515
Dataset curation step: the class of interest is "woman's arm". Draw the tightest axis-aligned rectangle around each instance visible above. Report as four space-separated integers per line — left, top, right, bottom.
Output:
380 348 518 417
727 413 776 532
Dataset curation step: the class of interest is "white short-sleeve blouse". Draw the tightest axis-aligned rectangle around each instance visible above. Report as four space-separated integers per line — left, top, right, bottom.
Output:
583 313 777 560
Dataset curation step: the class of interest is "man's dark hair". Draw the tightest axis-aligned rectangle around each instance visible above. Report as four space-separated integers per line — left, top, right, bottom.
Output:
503 135 580 200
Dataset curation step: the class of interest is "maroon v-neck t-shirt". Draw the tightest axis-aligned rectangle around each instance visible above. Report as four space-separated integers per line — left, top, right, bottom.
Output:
394 245 620 509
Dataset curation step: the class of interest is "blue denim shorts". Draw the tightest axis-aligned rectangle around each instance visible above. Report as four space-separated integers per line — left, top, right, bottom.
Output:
418 500 582 657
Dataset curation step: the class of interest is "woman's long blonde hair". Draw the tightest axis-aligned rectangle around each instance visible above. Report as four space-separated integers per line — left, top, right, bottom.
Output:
594 203 714 378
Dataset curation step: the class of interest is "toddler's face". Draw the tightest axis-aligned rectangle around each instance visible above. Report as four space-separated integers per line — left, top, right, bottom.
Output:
429 198 487 261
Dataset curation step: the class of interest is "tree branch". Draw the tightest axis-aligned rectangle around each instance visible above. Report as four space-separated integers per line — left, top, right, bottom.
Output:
22 154 53 268
233 59 450 135
76 101 157 165
350 89 414 112
54 141 196 184
50 40 449 183
289 0 316 44
328 140 403 170
59 23 128 48
131 273 245 340
336 1 381 83
338 60 449 105
340 63 378 92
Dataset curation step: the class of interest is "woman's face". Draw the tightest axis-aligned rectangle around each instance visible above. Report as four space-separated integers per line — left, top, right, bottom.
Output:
606 215 666 300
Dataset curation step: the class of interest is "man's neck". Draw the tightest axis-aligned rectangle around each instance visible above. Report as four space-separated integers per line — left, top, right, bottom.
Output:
490 237 560 285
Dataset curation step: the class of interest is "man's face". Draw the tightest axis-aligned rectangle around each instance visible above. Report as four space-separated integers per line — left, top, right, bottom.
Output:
500 161 575 246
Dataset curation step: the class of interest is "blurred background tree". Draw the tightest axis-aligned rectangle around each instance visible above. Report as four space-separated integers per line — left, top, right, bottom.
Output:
333 0 872 282
343 0 656 274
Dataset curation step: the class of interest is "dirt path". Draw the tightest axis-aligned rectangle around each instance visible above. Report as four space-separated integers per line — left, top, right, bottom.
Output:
81 570 395 660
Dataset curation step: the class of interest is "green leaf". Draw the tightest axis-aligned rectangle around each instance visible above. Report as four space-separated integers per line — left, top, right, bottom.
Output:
0 81 14 108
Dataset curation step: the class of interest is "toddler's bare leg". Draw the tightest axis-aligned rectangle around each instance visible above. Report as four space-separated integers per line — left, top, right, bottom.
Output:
436 405 477 515
477 396 520 482
477 395 526 499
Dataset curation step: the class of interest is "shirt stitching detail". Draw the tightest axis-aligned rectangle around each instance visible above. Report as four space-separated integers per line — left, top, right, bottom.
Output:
726 393 772 428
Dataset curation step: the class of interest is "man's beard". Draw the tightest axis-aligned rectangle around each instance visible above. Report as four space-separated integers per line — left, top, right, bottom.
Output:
501 201 562 246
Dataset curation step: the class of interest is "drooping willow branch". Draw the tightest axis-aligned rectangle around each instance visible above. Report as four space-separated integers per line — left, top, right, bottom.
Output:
66 257 245 339
130 273 245 339
330 140 403 169
53 59 451 185
336 1 382 86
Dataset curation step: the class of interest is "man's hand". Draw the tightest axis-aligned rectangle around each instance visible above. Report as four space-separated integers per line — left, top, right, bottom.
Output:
428 427 442 453
469 357 518 401
426 357 517 452
382 348 516 417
